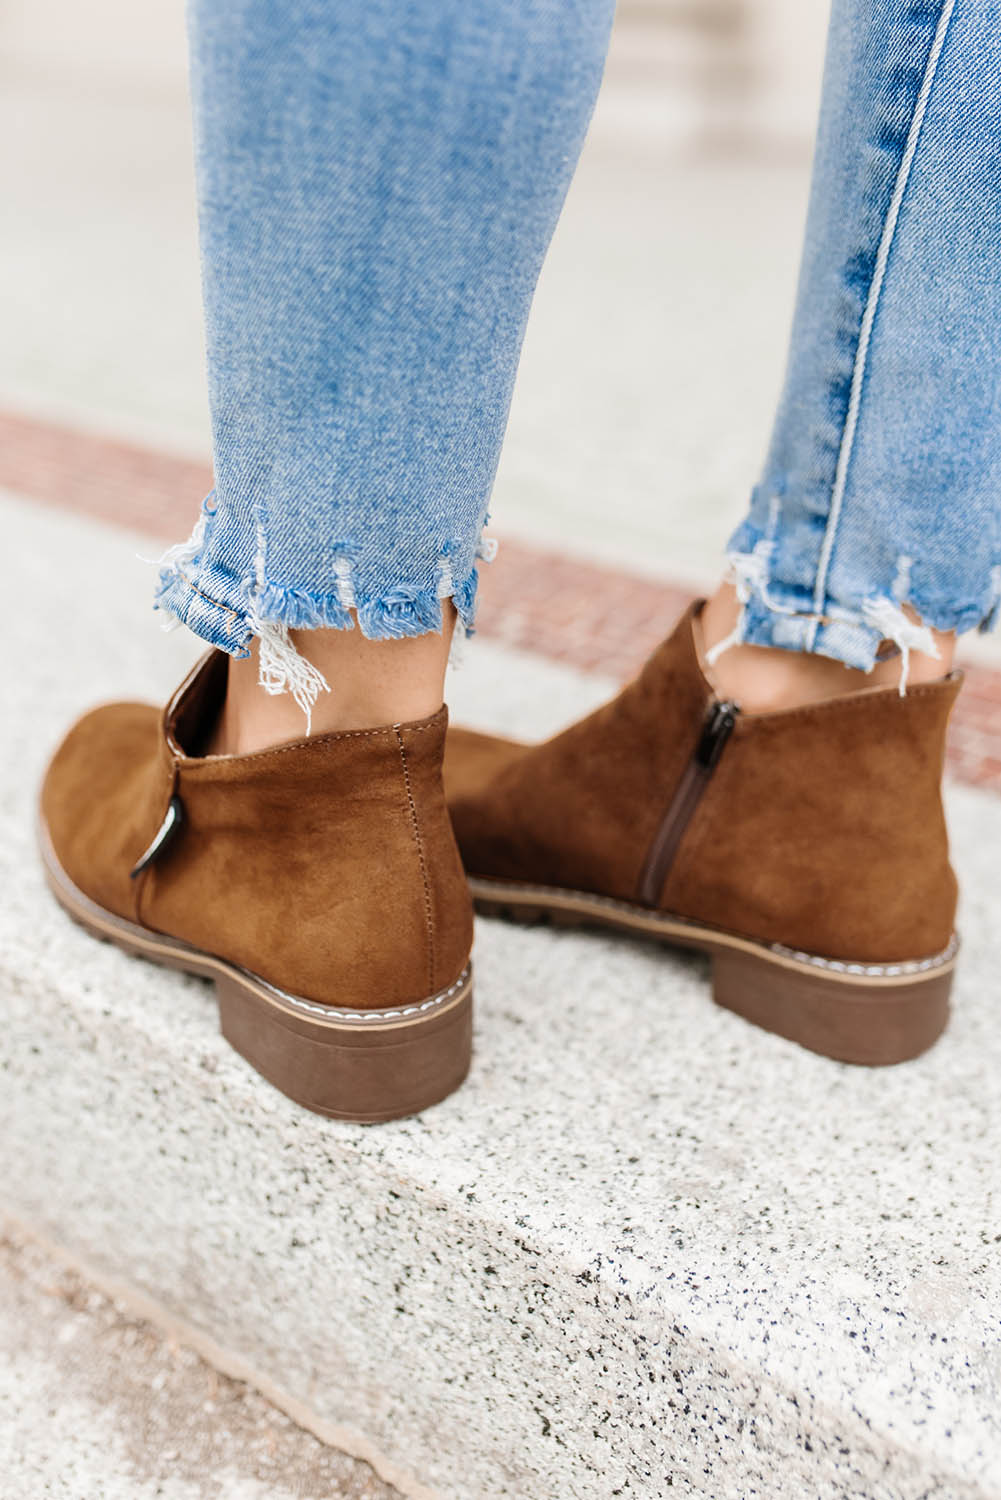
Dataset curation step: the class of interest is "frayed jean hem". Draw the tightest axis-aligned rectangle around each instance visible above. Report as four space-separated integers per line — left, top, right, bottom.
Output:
154 562 480 652
152 495 487 729
714 524 1001 688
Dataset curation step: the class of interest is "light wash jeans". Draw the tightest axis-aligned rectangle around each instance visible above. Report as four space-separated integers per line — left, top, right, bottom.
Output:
158 0 1001 692
727 0 1001 671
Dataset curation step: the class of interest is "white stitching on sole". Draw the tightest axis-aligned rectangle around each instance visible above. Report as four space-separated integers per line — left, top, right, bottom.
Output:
246 966 471 1024
767 940 958 979
469 876 958 979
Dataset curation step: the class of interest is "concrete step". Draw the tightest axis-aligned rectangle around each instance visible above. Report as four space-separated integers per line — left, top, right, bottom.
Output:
0 1223 399 1500
5 492 1001 1500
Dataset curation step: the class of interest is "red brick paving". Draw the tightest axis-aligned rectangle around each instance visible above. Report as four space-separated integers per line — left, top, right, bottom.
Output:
474 536 694 681
0 410 211 541
5 406 1001 794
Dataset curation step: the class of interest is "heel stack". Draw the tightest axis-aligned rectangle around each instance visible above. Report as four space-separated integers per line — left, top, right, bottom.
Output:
216 969 473 1122
711 949 954 1066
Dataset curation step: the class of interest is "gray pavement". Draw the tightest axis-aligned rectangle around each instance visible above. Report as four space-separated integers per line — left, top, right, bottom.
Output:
0 1224 400 1500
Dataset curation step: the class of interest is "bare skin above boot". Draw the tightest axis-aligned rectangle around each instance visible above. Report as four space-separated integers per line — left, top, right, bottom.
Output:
444 603 962 1065
39 652 473 1121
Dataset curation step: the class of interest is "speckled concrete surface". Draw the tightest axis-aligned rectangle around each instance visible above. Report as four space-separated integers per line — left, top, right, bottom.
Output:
4 493 1001 1499
0 1225 400 1500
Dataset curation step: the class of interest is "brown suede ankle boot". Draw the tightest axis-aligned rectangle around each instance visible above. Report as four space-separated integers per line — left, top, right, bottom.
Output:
445 603 962 1065
39 653 474 1121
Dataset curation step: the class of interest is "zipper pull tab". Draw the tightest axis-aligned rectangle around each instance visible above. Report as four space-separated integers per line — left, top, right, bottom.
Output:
695 700 738 770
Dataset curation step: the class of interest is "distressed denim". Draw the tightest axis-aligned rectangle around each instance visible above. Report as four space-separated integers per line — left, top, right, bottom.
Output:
159 0 1001 686
157 0 614 682
726 0 1001 671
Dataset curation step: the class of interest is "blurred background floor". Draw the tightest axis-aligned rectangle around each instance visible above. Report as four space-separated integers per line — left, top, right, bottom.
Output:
6 0 1000 642
2 0 828 588
6 0 1001 624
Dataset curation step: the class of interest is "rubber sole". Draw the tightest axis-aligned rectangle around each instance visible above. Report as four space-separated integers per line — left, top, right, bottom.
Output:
468 875 957 1066
39 825 473 1123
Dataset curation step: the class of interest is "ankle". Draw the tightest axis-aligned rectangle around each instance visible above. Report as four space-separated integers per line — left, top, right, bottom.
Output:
700 582 954 712
208 611 454 756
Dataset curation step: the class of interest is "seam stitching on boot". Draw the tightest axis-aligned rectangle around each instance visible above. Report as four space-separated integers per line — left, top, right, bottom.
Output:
252 966 470 1022
395 727 435 994
180 716 440 770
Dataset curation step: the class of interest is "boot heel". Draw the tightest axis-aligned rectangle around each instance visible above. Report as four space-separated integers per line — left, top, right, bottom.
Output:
711 948 954 1066
215 968 473 1122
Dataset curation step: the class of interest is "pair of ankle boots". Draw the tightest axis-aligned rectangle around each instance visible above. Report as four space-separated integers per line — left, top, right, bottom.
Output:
40 603 961 1121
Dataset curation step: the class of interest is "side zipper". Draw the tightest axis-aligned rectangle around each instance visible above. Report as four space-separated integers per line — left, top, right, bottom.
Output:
637 699 738 907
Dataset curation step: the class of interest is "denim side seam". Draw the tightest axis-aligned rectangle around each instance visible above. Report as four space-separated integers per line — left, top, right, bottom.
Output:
154 495 254 656
721 0 966 685
805 0 958 655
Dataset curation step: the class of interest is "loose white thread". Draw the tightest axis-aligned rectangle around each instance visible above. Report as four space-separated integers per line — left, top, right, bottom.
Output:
249 528 330 734
892 554 914 601
705 541 798 667
434 556 470 671
146 507 209 572
436 557 454 599
448 618 468 671
333 554 357 610
862 597 939 695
